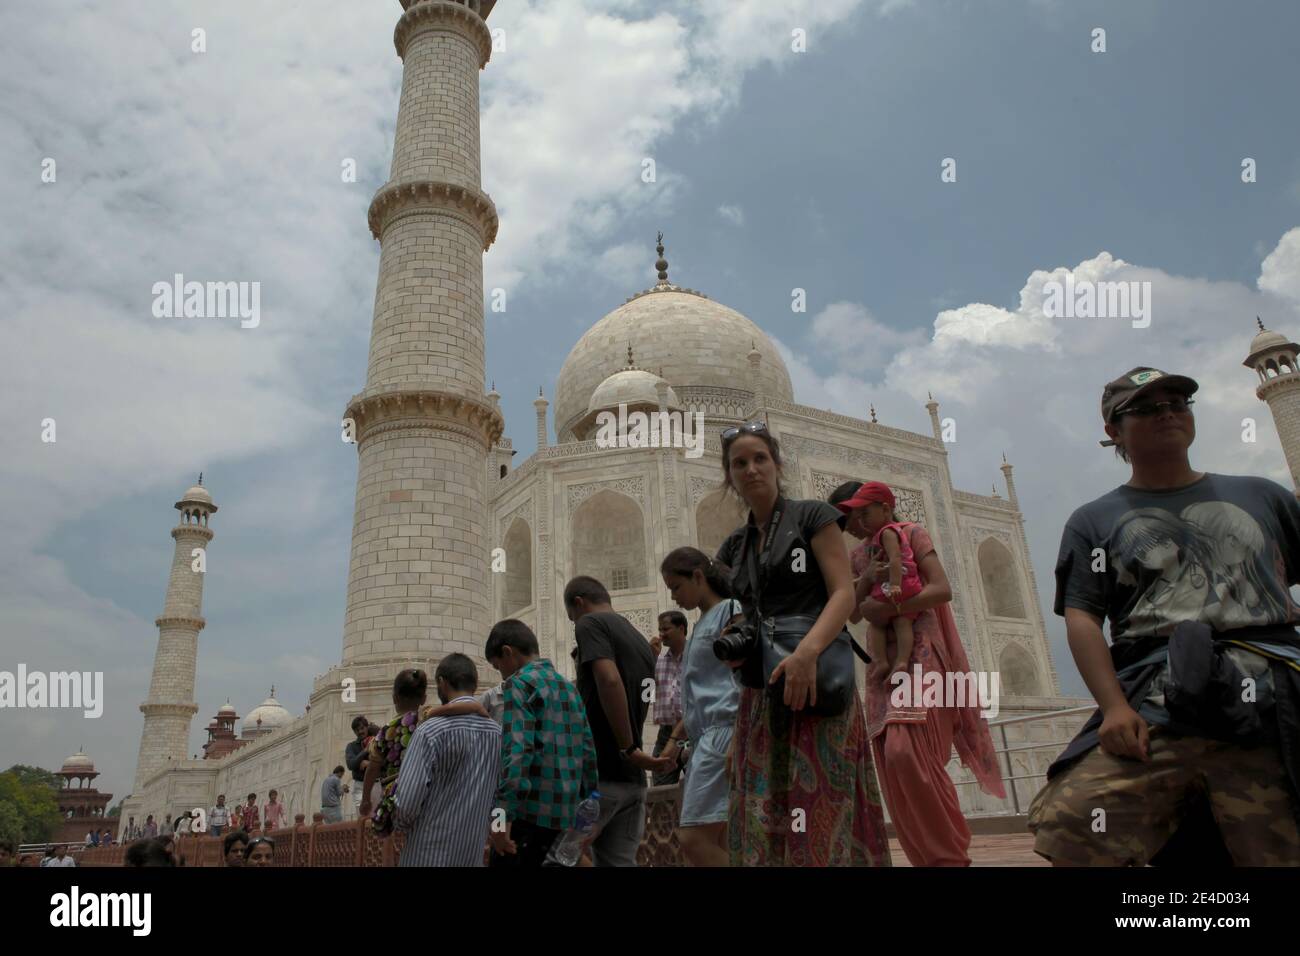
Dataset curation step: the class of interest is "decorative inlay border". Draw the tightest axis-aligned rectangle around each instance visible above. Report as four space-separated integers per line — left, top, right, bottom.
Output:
139 702 199 718
688 474 724 506
765 398 943 451
566 475 646 511
367 180 499 250
155 615 206 631
622 607 655 637
395 0 493 65
345 388 504 448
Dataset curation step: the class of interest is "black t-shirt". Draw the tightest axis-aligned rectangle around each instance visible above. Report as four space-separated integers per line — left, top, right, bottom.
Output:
715 497 845 621
1054 473 1300 642
573 611 656 785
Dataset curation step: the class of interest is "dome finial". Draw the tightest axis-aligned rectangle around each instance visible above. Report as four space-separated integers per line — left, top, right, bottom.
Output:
627 343 635 367
655 231 669 283
869 404 878 423
197 472 203 486
1258 315 1267 332
269 684 275 698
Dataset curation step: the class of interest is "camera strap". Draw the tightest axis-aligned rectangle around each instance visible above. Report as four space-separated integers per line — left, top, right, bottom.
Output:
744 498 870 665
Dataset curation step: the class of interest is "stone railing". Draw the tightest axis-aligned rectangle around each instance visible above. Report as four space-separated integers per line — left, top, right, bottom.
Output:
76 789 687 867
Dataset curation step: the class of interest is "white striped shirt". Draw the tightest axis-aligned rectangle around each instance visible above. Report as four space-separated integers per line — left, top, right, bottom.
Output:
393 698 502 867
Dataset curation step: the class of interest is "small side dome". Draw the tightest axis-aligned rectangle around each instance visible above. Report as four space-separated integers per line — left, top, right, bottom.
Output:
61 750 95 773
587 368 681 415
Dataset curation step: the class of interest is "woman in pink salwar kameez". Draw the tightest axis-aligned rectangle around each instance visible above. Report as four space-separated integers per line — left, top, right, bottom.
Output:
831 481 1006 866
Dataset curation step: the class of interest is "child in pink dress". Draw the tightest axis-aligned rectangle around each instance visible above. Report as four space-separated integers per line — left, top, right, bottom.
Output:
836 481 923 683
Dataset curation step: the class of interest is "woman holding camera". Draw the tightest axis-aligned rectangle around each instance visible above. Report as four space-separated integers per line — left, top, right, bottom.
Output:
714 423 890 866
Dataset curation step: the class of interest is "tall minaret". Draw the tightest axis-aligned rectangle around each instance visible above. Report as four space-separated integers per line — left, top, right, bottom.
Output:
132 477 215 791
340 0 504 670
1244 317 1300 492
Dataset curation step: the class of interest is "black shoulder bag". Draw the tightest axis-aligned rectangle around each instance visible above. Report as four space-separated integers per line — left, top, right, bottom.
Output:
743 498 869 717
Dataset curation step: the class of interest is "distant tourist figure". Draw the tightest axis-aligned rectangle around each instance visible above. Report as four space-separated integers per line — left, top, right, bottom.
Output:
393 653 501 866
85 830 97 848
238 794 259 833
1028 367 1300 865
142 815 158 838
245 836 275 867
715 423 889 866
209 794 231 837
263 790 285 832
223 830 250 867
345 715 371 819
563 575 664 867
100 829 112 847
658 547 742 866
651 611 688 786
174 811 193 836
484 619 598 867
320 766 347 823
46 844 76 867
832 479 1004 866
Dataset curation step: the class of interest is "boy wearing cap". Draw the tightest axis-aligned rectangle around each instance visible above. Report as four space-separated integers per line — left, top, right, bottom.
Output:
1028 367 1300 865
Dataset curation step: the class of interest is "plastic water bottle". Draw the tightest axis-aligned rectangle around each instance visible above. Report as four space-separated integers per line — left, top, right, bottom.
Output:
553 791 601 867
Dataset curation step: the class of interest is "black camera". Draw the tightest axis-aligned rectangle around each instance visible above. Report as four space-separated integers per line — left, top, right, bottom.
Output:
712 620 758 662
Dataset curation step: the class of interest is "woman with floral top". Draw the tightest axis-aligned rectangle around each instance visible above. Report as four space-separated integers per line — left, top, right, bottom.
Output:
360 668 486 835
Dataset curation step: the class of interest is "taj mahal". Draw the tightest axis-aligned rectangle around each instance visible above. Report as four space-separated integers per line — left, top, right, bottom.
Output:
117 0 1300 834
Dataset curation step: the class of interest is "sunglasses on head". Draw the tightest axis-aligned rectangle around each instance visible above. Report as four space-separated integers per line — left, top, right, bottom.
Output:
1116 398 1194 419
721 421 769 442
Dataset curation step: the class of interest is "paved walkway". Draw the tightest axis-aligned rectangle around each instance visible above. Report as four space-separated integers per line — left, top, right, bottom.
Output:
888 833 1047 867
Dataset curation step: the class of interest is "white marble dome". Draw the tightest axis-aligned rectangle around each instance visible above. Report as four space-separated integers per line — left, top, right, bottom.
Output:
554 286 794 442
243 692 291 733
181 484 213 505
587 367 681 415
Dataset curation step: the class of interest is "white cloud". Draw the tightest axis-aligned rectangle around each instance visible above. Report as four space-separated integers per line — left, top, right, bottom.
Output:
718 204 745 226
780 238 1300 696
1259 227 1300 306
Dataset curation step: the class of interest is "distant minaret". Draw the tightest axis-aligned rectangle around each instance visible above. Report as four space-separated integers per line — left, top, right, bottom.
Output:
339 0 504 668
132 477 215 791
1243 317 1300 491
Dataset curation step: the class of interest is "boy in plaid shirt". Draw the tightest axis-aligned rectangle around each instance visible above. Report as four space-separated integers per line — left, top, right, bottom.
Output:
486 619 598 867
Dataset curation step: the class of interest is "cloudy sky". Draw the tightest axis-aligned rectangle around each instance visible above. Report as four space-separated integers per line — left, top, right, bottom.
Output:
3 0 1300 801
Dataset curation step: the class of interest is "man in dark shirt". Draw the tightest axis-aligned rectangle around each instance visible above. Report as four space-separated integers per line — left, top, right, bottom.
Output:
1028 366 1300 866
564 575 665 866
344 714 369 820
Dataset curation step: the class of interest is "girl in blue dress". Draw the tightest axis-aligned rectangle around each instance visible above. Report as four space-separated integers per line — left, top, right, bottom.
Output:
658 546 742 866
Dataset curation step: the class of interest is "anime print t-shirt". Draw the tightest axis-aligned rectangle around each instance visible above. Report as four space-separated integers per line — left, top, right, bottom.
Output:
1054 473 1300 642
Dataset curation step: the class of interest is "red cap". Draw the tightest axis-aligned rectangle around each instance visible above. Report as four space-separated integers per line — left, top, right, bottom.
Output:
834 481 895 514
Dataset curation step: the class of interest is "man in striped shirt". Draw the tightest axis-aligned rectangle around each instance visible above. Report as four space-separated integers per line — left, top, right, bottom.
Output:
485 619 598 867
393 653 501 867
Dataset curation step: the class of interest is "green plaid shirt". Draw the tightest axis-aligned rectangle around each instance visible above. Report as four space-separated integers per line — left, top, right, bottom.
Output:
496 657 599 830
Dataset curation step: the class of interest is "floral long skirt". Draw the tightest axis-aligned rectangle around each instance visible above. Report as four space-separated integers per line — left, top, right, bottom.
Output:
727 686 891 866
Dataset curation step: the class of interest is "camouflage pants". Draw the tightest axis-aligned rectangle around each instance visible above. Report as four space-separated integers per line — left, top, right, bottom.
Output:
1027 726 1300 865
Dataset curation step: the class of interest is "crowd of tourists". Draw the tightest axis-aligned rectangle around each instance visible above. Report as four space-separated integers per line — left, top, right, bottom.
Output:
70 364 1300 868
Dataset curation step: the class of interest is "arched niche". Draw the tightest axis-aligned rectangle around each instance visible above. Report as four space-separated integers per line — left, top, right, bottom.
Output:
978 538 1026 618
571 490 648 591
501 517 533 615
999 642 1041 696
